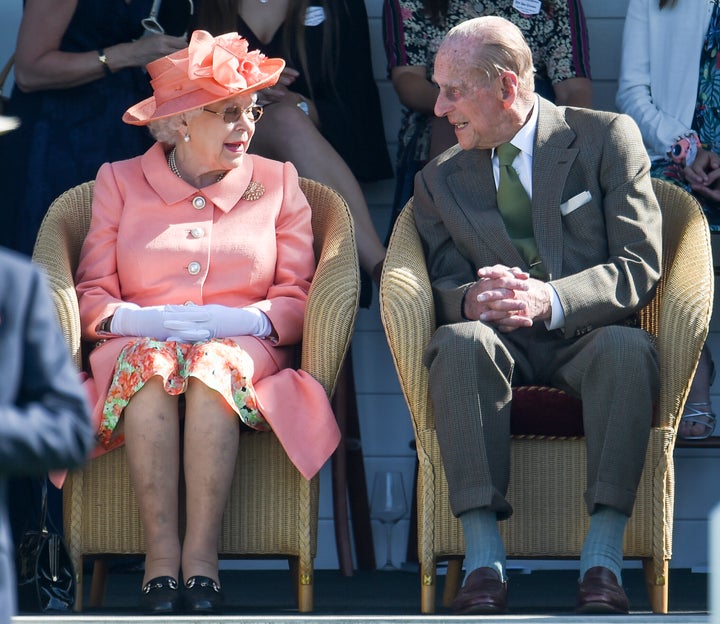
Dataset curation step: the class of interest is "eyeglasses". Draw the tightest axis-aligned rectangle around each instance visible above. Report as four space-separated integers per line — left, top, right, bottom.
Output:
202 104 264 124
142 0 195 36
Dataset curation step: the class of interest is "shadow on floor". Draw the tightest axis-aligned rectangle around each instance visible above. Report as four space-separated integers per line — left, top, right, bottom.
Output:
20 566 708 617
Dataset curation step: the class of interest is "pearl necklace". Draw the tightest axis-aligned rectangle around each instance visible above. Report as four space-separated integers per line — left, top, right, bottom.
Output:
167 147 265 200
167 148 226 183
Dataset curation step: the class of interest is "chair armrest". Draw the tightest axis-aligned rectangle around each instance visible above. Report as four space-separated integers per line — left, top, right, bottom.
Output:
299 179 360 399
380 200 437 436
32 181 94 370
646 180 714 430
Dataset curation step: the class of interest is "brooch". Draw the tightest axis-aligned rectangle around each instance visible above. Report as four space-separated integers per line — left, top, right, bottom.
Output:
241 180 265 201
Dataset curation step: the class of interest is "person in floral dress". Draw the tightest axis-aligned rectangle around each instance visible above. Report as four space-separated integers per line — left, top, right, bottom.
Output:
75 31 340 614
382 0 592 233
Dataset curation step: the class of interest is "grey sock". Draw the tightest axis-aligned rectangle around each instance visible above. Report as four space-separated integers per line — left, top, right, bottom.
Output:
579 505 628 584
459 507 506 582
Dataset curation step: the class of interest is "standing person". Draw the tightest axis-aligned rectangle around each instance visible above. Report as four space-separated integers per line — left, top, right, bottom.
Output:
195 0 393 294
75 30 340 614
0 0 191 256
616 0 717 440
0 237 94 623
414 16 661 614
383 0 592 233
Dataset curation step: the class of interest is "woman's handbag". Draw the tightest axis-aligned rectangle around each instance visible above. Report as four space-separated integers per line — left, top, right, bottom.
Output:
15 479 76 612
0 54 14 115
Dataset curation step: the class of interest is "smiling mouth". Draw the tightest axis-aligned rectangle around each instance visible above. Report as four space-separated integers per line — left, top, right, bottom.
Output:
454 122 468 130
225 142 245 153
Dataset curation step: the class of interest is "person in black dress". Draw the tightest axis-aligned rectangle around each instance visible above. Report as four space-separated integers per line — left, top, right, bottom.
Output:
195 0 393 296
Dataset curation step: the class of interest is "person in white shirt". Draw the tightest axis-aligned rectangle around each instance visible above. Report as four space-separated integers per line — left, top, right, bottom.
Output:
617 0 718 440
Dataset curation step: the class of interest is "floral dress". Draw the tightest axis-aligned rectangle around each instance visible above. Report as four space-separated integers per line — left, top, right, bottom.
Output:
382 0 592 230
97 338 268 451
650 1 720 230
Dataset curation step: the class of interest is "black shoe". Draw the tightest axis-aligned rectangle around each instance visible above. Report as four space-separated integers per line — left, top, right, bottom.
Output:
140 576 181 614
184 575 224 613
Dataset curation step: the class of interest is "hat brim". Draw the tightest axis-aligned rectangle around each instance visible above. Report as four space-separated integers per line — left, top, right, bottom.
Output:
122 58 285 126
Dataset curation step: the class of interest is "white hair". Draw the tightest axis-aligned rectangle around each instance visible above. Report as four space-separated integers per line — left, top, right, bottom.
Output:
148 108 203 145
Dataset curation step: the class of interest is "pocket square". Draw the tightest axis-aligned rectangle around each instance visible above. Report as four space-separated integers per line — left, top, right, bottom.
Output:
560 190 592 216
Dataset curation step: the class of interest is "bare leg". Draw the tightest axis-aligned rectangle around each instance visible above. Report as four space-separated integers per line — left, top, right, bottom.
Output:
181 378 240 583
679 344 717 439
123 377 182 585
251 100 386 277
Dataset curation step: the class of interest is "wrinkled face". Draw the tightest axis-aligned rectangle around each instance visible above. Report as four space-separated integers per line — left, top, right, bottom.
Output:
184 94 258 171
433 45 507 151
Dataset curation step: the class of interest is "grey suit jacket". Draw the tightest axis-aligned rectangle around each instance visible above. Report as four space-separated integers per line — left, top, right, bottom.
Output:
414 97 663 338
0 248 94 622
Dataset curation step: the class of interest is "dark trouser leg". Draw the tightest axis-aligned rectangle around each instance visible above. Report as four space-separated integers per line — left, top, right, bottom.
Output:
423 322 515 519
552 325 659 516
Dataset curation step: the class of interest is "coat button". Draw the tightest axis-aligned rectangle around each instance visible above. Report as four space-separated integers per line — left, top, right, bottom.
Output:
190 227 204 238
188 261 201 275
192 196 206 209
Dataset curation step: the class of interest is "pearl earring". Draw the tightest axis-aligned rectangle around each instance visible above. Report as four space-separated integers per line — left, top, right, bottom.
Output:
184 132 190 143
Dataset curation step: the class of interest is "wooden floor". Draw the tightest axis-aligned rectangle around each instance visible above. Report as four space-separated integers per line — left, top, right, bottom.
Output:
13 565 710 623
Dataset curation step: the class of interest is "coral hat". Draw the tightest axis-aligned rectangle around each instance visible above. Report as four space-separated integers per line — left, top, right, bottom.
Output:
123 30 285 126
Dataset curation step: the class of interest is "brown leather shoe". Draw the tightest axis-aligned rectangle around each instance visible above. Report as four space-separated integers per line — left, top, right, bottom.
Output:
576 566 630 614
450 567 508 615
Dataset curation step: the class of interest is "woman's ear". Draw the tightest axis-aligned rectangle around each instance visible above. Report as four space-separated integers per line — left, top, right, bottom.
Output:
181 116 191 143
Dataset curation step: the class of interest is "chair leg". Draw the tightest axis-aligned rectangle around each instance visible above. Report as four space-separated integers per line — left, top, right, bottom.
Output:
297 578 314 612
72 555 84 612
643 558 669 614
289 555 314 612
343 352 375 571
89 558 109 608
331 355 354 577
421 562 437 614
442 558 463 607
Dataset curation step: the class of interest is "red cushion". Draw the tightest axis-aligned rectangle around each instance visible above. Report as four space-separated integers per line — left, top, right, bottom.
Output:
510 386 584 437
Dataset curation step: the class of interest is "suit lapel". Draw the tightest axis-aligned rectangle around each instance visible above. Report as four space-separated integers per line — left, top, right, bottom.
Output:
443 99 580 279
446 148 526 267
531 99 579 279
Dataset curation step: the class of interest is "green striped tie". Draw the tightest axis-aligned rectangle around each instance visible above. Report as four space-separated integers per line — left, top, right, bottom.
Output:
496 143 545 279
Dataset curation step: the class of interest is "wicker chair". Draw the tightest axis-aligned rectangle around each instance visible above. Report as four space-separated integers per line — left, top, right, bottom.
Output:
31 177 360 612
379 178 714 614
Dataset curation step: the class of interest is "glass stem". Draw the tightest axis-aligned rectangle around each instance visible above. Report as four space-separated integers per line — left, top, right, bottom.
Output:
385 522 394 567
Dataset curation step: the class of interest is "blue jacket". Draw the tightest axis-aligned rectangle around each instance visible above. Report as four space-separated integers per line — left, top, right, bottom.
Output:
0 247 94 622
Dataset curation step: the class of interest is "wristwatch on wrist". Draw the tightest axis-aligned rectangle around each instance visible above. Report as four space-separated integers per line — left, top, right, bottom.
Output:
668 132 700 167
98 315 113 334
97 49 111 77
296 96 310 116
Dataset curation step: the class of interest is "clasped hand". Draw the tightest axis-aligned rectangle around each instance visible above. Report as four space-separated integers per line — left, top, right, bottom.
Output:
683 147 720 203
462 265 551 333
110 304 270 342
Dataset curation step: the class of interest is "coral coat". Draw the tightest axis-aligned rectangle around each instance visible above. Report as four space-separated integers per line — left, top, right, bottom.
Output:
75 143 340 480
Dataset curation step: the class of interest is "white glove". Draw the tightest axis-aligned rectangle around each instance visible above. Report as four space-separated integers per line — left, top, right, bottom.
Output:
109 304 212 341
162 304 272 342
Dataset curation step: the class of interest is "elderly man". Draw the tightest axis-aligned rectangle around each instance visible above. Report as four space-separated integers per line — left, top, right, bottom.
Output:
414 16 661 615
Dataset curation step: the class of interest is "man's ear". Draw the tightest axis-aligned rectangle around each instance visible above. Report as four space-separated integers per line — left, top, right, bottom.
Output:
499 71 519 109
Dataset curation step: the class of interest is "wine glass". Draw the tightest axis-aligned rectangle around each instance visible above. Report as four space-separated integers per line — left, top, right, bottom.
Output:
371 470 408 571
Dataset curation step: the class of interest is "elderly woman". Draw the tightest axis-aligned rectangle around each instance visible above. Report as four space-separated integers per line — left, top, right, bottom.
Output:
75 30 340 615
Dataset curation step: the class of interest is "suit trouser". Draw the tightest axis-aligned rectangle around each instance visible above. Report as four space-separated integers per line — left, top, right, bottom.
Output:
423 321 659 520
